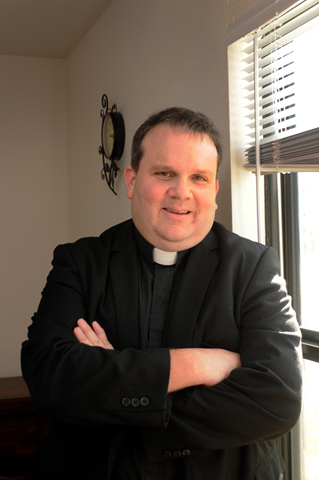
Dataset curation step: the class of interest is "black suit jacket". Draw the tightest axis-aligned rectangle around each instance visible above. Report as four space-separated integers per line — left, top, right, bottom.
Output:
21 220 302 480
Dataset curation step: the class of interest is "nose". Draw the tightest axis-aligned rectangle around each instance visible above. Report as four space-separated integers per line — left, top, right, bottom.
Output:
168 177 191 199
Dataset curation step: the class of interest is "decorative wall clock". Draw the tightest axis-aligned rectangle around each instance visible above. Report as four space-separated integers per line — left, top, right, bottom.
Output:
99 94 125 195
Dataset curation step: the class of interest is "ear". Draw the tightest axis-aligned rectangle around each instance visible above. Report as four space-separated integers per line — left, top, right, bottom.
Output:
215 180 219 210
124 166 136 199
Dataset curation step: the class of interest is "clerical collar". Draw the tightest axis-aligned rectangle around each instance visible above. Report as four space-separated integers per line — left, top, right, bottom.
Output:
133 225 186 266
153 248 177 265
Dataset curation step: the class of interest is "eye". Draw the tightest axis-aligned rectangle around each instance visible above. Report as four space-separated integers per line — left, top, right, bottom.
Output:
192 175 208 182
155 171 173 178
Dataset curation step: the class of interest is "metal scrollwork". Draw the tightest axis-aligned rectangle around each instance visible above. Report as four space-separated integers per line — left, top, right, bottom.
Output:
99 94 124 195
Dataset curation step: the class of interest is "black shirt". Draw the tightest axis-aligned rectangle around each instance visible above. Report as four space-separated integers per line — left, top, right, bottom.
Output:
111 228 189 480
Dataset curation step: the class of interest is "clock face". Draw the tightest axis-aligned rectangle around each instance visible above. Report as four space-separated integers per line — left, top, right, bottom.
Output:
103 114 115 158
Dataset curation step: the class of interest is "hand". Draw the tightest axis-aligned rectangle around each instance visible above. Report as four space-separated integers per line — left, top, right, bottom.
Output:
73 318 114 350
198 348 241 386
168 348 241 393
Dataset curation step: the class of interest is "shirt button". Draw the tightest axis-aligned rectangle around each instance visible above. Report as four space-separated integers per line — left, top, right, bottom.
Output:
162 451 172 458
182 449 191 456
131 398 140 407
140 397 150 406
121 397 131 407
173 450 182 457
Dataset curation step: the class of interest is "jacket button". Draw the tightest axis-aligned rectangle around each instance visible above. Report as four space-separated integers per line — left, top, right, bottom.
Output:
182 449 191 456
131 398 140 407
162 451 172 458
173 450 182 457
121 397 131 407
140 397 150 406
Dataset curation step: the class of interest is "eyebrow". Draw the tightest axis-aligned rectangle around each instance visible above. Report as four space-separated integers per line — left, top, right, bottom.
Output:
150 164 215 176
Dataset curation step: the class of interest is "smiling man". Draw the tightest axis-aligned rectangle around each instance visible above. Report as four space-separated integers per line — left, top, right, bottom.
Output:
21 107 302 480
125 124 219 252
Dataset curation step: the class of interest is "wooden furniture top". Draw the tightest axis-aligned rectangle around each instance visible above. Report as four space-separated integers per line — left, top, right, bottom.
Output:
0 376 31 403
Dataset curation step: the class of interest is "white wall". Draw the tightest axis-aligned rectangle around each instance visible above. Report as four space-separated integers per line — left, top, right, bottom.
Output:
0 56 68 377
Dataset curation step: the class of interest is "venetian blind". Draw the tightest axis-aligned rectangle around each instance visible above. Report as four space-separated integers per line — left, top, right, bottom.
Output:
242 0 319 173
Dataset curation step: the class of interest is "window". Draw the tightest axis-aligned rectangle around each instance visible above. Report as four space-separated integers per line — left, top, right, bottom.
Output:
296 172 319 479
265 171 319 480
302 359 319 479
297 173 319 331
227 1 319 479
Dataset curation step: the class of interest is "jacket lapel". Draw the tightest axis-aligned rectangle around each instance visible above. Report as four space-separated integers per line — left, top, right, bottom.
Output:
163 230 220 348
108 221 141 349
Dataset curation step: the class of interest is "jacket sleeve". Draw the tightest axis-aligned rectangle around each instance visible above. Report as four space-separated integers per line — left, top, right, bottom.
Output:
21 240 171 428
141 246 303 461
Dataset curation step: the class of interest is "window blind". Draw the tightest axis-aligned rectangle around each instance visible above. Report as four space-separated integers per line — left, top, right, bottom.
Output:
242 0 319 173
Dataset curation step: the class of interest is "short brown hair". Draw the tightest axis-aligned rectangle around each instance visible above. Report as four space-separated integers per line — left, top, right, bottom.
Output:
131 107 222 172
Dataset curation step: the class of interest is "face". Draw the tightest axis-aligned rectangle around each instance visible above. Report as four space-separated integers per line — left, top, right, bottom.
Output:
124 125 219 251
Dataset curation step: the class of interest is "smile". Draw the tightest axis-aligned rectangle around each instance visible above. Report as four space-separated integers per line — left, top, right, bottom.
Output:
164 208 190 215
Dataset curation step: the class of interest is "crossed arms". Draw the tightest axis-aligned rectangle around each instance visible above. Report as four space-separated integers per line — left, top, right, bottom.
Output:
74 318 241 393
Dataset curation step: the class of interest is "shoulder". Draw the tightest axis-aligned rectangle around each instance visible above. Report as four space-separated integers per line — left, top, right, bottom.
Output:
99 218 134 249
212 222 266 253
212 222 280 275
212 222 271 257
53 219 134 266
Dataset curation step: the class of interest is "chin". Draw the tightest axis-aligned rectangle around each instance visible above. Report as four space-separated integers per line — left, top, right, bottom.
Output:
157 237 197 252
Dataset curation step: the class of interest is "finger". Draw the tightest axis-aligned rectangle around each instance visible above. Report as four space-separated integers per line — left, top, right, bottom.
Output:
73 326 93 346
75 319 107 348
92 321 114 350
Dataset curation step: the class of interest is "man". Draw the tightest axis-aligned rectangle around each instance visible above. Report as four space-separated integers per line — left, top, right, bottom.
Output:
21 107 302 480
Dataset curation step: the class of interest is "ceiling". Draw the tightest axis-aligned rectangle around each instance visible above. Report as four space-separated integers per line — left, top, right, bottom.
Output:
0 0 113 59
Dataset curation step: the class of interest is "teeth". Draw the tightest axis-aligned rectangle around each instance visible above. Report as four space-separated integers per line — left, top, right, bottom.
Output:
165 208 189 214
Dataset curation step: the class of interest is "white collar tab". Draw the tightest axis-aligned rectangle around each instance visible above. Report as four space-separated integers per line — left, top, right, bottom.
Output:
153 248 178 266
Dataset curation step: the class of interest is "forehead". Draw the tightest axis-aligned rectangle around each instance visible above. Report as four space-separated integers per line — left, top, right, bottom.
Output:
141 125 218 165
